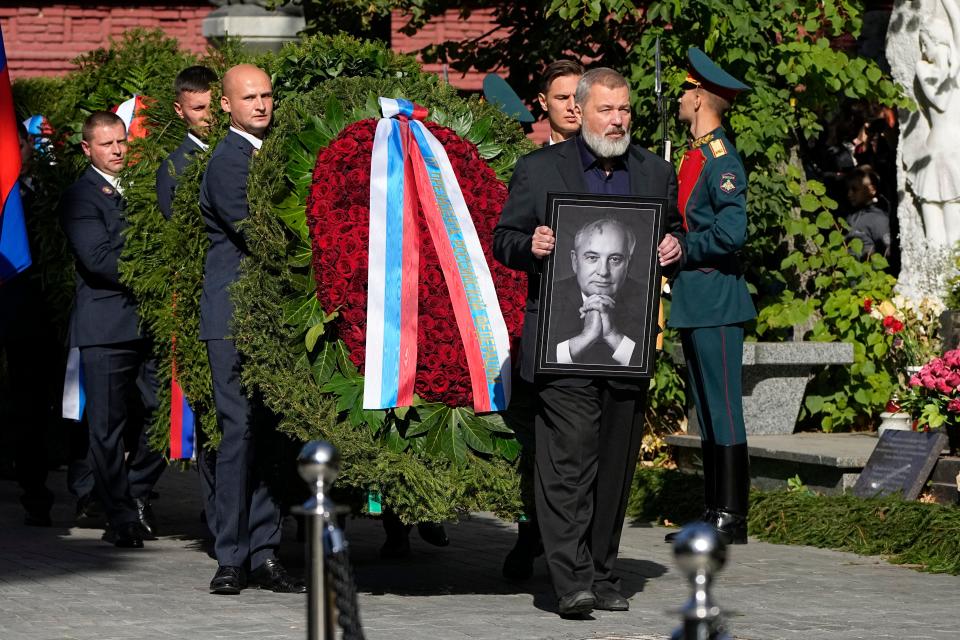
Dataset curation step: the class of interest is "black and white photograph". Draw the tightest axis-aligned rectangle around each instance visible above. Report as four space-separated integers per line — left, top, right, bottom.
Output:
535 193 664 378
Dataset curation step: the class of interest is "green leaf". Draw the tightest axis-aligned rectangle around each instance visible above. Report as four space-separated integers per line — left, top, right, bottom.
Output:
459 411 495 454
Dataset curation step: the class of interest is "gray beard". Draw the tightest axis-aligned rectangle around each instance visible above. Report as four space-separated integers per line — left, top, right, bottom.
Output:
582 125 631 158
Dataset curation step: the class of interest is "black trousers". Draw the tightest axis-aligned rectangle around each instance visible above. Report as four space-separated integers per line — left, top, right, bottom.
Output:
534 378 646 598
206 338 281 569
80 341 166 527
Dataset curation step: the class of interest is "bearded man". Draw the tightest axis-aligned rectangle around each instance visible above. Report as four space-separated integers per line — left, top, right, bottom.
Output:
494 67 685 617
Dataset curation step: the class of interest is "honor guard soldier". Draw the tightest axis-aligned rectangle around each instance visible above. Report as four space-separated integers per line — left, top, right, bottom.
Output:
667 48 756 545
156 66 217 220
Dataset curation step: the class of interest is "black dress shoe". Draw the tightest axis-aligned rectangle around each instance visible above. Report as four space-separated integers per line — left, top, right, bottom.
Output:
210 565 246 595
557 589 596 617
24 510 52 527
134 496 158 540
664 510 716 543
592 586 629 611
75 494 103 526
249 558 306 593
712 510 748 545
416 522 450 547
102 522 144 548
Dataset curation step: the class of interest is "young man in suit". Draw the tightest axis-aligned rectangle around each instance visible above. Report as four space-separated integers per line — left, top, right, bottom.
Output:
156 65 217 220
59 111 165 548
200 63 304 595
494 68 685 617
667 48 756 545
538 60 583 145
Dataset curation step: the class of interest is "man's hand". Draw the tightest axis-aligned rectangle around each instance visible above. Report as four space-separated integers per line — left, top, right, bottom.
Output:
532 226 555 258
658 233 682 267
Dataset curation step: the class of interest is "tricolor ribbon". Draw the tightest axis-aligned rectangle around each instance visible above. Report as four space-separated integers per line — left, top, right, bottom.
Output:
0 25 32 284
363 97 511 413
168 292 196 460
61 346 86 421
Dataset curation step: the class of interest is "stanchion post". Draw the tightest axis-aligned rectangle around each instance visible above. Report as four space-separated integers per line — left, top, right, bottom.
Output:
295 441 340 640
670 522 732 640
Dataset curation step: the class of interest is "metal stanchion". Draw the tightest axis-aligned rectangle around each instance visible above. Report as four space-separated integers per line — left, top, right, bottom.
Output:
670 522 733 640
294 441 339 640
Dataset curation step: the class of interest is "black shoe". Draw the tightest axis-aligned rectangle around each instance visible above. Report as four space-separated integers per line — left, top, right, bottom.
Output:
416 522 450 547
592 586 629 611
210 565 246 594
712 510 748 545
249 558 306 593
134 496 158 540
557 589 596 617
75 494 103 525
24 509 52 527
664 509 716 543
502 522 544 581
102 522 144 548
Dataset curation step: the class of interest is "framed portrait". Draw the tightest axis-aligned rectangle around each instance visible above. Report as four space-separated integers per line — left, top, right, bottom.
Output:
535 192 665 379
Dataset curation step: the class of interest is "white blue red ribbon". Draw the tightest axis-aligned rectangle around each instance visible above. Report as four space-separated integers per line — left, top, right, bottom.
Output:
62 346 86 422
112 95 148 139
169 374 195 460
363 97 511 413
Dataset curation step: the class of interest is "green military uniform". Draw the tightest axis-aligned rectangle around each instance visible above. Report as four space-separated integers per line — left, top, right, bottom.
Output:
665 47 755 545
668 126 755 446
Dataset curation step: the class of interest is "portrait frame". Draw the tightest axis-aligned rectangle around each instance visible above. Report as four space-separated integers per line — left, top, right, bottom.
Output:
535 192 665 379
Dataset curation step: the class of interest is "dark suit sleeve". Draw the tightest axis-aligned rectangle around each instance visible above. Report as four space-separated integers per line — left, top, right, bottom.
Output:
684 155 747 263
59 189 124 289
156 158 175 220
203 149 251 240
663 168 685 278
493 156 541 274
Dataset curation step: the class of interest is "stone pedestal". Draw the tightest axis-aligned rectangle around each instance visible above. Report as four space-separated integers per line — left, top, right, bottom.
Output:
672 342 854 436
203 1 305 52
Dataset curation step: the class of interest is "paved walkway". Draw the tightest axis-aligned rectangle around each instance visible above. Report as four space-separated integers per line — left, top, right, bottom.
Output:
1 467 958 640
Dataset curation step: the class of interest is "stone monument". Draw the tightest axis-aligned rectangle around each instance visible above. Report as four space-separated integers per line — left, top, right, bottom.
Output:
888 0 960 300
203 0 305 52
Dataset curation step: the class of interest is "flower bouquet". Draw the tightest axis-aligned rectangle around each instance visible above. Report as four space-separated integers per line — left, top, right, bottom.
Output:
900 349 960 453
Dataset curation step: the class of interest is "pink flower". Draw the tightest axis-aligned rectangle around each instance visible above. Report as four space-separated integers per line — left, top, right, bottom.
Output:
948 398 960 414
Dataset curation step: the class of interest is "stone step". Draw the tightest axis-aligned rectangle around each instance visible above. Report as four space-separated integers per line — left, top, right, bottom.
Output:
665 432 960 503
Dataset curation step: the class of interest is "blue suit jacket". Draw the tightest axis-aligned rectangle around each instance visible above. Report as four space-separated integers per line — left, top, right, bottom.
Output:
156 134 203 220
59 166 142 347
199 130 254 341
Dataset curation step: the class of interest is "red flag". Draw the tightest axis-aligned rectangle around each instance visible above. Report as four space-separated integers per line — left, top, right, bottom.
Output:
0 24 32 284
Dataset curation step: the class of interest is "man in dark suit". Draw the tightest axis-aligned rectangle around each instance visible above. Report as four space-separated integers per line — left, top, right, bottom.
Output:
667 48 756 546
59 111 165 548
200 63 303 595
156 65 217 220
546 219 643 366
494 68 684 617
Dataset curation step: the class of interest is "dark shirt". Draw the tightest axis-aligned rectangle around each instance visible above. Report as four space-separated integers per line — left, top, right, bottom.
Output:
845 202 890 260
576 135 630 196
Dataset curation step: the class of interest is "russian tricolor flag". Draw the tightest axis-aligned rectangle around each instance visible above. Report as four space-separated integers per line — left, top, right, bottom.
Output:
169 374 195 460
112 95 149 139
0 25 32 284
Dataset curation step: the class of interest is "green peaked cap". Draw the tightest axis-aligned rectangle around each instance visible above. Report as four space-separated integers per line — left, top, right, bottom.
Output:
687 47 750 100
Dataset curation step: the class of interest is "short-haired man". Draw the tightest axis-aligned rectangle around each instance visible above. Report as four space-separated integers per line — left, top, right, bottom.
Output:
494 68 685 616
666 48 756 546
156 65 218 219
538 60 583 145
845 166 890 260
548 218 642 366
200 64 304 595
59 111 166 548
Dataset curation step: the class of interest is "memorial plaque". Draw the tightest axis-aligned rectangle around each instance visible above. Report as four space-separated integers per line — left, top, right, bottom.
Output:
852 430 949 500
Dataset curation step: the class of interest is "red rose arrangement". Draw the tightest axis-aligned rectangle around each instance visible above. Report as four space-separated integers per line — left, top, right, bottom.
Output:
305 118 526 406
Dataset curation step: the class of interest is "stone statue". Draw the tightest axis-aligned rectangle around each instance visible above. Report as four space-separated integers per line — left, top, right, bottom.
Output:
909 0 960 248
203 0 304 52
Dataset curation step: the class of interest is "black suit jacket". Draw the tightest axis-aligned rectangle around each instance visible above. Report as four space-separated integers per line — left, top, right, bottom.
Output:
493 137 684 384
156 134 203 220
199 130 254 341
59 166 142 347
546 276 644 367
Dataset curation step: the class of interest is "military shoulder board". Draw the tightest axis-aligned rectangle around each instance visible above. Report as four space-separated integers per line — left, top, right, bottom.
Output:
708 138 727 158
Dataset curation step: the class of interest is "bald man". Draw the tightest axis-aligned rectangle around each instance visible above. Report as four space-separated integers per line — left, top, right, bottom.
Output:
199 64 303 594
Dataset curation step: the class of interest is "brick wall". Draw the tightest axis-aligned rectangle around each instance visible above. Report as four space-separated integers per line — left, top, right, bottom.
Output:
0 1 212 78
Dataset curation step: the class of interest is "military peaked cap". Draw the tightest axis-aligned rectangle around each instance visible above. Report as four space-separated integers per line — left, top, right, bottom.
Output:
686 47 750 103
